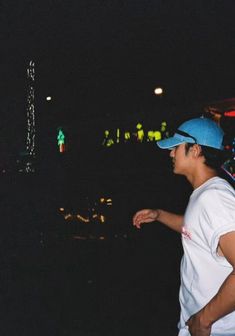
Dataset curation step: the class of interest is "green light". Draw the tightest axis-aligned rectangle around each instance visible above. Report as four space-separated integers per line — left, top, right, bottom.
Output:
57 129 65 145
57 128 66 152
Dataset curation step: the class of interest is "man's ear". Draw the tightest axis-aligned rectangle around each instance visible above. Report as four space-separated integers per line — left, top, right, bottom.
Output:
192 144 202 158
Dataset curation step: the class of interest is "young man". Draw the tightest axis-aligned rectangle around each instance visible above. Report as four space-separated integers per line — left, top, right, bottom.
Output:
133 117 235 336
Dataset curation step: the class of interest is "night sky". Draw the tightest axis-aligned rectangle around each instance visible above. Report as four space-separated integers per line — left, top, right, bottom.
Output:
1 1 235 156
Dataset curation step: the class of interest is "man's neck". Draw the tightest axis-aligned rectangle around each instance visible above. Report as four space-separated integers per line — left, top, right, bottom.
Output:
187 169 218 190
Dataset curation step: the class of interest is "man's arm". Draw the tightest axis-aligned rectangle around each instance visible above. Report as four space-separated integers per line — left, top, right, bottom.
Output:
133 208 184 233
187 231 235 336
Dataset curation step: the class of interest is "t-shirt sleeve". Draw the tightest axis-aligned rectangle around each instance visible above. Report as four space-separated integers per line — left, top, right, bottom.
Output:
200 188 235 264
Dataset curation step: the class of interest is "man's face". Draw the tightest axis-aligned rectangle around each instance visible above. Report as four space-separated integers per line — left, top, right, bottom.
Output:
169 143 192 175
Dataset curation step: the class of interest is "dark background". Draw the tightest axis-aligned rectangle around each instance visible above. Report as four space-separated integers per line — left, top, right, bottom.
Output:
1 1 235 156
0 2 235 335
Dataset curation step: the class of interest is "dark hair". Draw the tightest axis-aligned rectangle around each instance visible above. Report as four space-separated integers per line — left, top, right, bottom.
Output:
184 143 230 171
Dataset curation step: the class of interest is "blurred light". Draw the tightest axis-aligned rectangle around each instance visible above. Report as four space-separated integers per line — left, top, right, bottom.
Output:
154 87 163 95
46 96 52 101
106 198 112 206
64 213 73 220
225 145 231 150
76 214 89 223
224 110 235 117
73 235 87 240
154 131 161 140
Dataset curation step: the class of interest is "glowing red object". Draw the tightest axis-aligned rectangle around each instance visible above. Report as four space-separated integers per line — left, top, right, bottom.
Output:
224 111 235 117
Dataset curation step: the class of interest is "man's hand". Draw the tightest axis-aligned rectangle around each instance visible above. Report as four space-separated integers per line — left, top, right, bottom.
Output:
186 232 235 336
186 310 212 336
132 209 160 229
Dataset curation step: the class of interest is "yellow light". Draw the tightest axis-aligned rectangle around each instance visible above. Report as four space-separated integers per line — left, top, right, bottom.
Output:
76 214 90 223
154 131 162 141
64 213 73 220
154 87 163 95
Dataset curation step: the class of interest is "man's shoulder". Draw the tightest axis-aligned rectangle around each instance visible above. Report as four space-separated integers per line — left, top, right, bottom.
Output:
203 177 234 192
198 178 235 209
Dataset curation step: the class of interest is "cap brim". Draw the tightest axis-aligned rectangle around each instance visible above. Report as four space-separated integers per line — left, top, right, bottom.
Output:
157 136 185 149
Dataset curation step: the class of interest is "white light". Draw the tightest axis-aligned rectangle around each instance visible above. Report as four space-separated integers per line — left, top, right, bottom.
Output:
46 96 52 101
154 87 163 95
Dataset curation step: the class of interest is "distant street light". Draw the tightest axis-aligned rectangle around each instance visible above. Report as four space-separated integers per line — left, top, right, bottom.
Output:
46 96 52 101
154 87 163 95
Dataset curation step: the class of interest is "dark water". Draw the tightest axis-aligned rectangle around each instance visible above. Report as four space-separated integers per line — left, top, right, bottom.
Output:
1 231 182 336
1 145 191 336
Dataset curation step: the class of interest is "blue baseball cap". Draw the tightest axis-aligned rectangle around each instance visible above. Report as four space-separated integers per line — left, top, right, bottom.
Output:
157 117 224 150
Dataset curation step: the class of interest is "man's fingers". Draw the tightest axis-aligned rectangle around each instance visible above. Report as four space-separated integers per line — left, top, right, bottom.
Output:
186 317 192 326
133 210 154 228
133 216 145 228
133 218 143 228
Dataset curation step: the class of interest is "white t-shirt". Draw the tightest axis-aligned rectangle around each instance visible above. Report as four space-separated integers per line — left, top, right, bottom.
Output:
178 177 235 336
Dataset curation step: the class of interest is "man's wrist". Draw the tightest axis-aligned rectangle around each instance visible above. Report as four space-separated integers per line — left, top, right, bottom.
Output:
155 209 161 221
197 307 214 328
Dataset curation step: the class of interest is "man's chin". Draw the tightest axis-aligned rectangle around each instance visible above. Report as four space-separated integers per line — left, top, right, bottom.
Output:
172 167 180 175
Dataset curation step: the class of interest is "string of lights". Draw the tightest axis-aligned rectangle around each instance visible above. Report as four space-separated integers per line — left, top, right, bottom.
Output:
26 60 36 158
